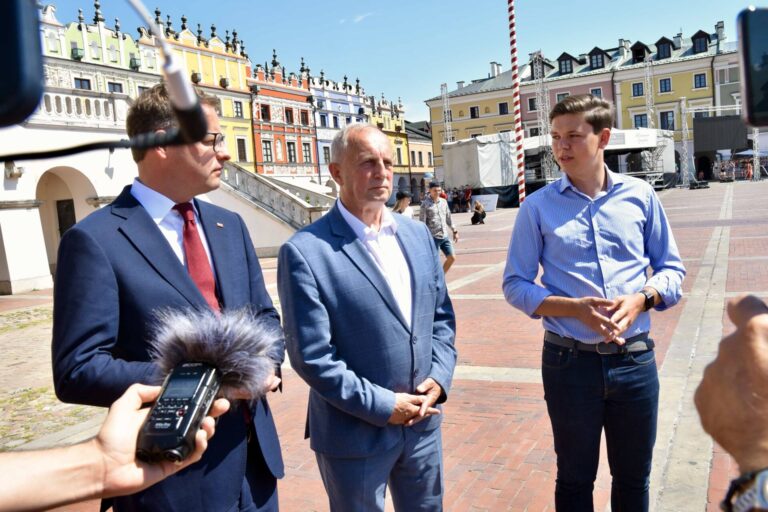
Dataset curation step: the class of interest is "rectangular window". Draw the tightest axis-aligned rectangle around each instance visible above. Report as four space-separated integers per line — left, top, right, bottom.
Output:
428 152 433 166
658 43 671 59
418 152 423 166
634 114 648 128
590 53 604 69
262 141 273 162
285 108 294 124
556 92 570 103
410 150 416 164
323 146 331 164
233 101 243 118
302 143 312 163
632 82 644 97
236 138 247 162
470 106 480 119
498 102 509 115
300 110 309 125
694 111 710 119
528 97 537 112
559 60 572 74
590 88 602 98
529 127 540 137
260 105 271 122
396 147 402 165
138 86 149 95
287 142 297 163
107 82 123 93
74 78 91 90
660 111 674 130
320 114 327 127
694 73 707 88
659 78 671 93
470 133 482 138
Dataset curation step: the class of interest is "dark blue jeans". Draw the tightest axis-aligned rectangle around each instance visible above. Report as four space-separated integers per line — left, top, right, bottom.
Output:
541 340 659 512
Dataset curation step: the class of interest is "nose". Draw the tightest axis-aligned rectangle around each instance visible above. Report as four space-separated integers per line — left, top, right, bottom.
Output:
216 144 231 161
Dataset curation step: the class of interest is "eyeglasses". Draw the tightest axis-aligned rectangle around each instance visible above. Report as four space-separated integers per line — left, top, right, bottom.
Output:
202 132 226 151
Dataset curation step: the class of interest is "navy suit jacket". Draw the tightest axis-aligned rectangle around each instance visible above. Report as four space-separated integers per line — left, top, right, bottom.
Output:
51 185 284 512
277 204 457 458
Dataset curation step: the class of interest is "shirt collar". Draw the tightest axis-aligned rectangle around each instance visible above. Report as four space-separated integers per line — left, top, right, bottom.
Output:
337 199 397 242
558 165 622 195
131 178 196 223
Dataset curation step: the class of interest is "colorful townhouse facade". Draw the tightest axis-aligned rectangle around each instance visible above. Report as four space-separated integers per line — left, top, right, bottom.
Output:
426 21 738 179
310 70 368 184
247 51 317 179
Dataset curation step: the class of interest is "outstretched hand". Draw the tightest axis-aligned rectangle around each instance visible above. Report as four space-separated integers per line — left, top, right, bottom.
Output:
97 384 230 499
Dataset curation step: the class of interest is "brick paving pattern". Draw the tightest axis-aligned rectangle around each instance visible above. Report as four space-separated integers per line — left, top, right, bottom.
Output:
2 180 768 511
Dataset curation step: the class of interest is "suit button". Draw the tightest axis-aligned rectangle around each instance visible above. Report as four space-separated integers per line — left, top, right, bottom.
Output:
411 336 417 345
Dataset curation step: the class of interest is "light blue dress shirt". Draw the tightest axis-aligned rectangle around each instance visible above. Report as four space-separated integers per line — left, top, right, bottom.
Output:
502 167 685 343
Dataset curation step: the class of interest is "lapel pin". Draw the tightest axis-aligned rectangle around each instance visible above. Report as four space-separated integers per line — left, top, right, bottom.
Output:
216 222 224 228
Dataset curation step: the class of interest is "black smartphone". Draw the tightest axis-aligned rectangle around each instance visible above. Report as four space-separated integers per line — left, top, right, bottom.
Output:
136 363 221 463
738 7 768 127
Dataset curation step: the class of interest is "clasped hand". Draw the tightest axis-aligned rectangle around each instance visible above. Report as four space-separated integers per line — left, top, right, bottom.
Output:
388 378 442 427
576 293 646 343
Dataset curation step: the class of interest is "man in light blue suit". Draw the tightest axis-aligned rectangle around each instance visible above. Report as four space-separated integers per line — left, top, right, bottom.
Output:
277 124 457 511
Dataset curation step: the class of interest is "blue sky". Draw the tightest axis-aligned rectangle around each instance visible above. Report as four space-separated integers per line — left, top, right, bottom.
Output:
48 0 752 121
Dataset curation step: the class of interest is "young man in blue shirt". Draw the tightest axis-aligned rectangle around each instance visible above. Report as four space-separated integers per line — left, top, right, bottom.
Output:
503 94 685 511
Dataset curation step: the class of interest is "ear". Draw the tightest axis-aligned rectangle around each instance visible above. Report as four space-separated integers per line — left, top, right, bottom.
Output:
329 162 343 186
597 128 611 149
150 129 170 160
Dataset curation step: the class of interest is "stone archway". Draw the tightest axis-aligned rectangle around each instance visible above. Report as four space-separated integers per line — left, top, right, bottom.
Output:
36 166 98 274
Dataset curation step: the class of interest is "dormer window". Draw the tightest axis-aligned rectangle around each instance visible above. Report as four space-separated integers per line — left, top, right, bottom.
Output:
559 59 572 74
691 30 711 54
693 37 707 54
632 49 645 63
590 53 604 69
657 43 671 59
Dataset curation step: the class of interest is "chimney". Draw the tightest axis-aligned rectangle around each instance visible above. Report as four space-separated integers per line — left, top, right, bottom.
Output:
618 39 630 59
674 32 682 49
490 61 499 77
715 21 725 42
495 62 502 76
457 81 465 89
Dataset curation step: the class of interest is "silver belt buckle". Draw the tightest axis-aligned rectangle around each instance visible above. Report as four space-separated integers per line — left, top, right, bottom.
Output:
595 342 618 355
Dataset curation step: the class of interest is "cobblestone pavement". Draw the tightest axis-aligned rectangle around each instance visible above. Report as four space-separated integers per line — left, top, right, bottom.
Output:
3 180 768 511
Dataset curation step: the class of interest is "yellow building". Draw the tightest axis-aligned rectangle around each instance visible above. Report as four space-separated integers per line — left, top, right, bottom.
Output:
139 12 256 171
367 95 410 180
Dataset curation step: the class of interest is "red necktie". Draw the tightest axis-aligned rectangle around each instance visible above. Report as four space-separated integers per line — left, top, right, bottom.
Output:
173 203 220 312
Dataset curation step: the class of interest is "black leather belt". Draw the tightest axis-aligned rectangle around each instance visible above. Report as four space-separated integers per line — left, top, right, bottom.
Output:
544 330 655 355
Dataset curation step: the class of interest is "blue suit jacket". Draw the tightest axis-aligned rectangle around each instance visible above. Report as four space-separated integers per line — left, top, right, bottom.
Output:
277 204 457 458
51 185 284 512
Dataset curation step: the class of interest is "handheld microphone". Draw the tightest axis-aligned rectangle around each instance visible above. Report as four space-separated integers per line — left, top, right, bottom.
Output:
136 308 283 463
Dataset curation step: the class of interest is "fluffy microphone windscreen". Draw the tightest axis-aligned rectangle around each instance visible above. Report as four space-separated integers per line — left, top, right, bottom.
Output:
148 308 283 401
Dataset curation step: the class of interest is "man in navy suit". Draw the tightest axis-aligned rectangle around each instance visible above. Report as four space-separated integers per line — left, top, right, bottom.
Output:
51 84 284 511
277 124 457 511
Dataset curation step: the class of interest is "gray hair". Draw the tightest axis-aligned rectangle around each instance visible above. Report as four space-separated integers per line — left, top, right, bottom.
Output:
330 123 381 164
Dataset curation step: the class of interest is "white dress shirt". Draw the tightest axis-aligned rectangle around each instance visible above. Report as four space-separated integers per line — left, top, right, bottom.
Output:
338 200 413 328
130 179 216 274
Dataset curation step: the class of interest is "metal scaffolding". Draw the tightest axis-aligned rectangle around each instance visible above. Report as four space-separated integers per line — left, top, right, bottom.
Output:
532 51 556 181
440 83 454 144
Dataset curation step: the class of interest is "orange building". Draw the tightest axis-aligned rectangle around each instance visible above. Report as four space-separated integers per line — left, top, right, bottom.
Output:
248 51 318 178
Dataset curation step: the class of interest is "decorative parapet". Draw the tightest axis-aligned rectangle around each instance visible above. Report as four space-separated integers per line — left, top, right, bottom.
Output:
220 162 327 230
26 88 132 131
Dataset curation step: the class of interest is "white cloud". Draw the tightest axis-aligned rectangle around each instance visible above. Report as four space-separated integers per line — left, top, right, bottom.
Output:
353 12 374 23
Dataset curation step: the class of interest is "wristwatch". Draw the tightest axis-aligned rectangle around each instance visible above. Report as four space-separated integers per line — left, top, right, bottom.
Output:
723 468 768 512
640 289 655 312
